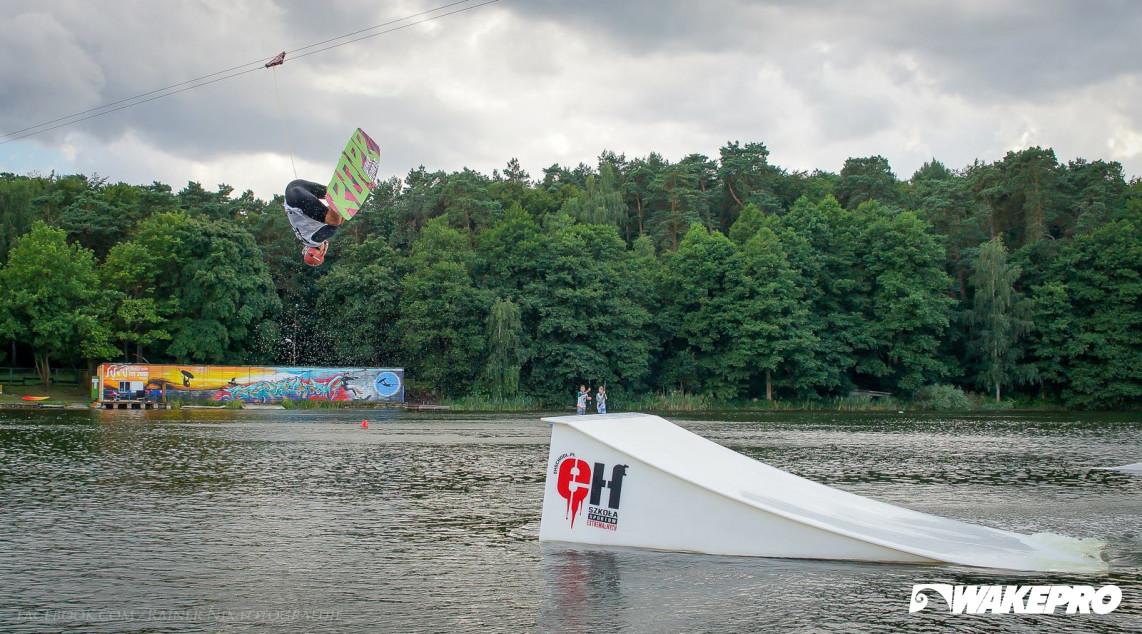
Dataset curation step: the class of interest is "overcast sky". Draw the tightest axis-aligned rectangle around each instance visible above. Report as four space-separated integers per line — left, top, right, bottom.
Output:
2 0 1140 201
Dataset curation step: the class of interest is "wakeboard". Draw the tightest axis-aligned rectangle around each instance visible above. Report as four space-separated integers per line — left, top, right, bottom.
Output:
325 128 381 221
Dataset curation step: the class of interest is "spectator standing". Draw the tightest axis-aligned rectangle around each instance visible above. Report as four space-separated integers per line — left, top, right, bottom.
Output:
576 385 591 414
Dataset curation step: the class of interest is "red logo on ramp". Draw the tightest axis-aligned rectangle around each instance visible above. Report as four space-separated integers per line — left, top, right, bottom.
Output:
556 458 592 528
555 455 628 529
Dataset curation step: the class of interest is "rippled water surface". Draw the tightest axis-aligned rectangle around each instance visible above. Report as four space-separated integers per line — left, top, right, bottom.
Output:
1 409 1139 632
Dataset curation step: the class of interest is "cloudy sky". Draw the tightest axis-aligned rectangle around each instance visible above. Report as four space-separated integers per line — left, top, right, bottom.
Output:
2 0 1140 200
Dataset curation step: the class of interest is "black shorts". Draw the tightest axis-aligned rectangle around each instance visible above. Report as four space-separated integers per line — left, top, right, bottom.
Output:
312 223 337 243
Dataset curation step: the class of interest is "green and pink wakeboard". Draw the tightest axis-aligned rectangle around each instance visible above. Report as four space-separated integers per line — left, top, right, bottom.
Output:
325 128 381 221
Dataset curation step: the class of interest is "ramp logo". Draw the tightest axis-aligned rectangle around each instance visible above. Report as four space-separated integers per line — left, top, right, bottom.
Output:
553 453 628 531
909 584 1122 615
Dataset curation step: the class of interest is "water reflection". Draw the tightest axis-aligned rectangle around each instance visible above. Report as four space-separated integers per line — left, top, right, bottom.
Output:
0 409 1139 632
539 546 623 633
539 545 1141 633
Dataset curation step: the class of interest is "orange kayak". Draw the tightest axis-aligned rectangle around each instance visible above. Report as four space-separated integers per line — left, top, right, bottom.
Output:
21 396 50 401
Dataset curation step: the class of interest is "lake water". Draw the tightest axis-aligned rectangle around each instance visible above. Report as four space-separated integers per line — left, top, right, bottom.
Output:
0 409 1139 633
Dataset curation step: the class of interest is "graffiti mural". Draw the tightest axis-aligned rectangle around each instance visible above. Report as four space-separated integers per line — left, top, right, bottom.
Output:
215 375 350 403
96 364 404 403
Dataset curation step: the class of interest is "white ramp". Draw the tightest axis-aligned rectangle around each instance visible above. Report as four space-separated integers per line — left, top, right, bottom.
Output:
539 413 1106 573
1096 462 1142 474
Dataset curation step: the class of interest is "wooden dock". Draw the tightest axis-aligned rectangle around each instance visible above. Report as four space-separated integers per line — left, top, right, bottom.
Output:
94 400 172 410
88 400 421 410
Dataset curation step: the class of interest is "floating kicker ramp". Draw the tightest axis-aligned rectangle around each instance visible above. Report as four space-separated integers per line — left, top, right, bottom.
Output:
1097 462 1142 474
539 414 1106 573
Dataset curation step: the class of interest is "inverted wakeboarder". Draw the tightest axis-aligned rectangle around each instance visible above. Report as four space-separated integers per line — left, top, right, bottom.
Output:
284 179 342 267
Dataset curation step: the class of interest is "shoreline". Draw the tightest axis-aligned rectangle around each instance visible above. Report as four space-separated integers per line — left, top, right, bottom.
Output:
2 398 1134 414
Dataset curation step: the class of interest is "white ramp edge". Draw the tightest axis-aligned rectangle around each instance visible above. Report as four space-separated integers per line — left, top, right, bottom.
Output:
1094 462 1142 474
538 413 1106 573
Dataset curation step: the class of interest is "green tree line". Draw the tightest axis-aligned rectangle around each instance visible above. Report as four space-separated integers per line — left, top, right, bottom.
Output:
0 142 1139 408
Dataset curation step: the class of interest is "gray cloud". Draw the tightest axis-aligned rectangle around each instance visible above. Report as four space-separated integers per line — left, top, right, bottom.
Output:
504 1 1142 101
1 0 1140 200
1 12 106 127
873 0 1142 100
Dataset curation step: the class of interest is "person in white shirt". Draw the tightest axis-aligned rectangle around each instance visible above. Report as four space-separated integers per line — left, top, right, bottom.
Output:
283 179 344 266
576 385 591 414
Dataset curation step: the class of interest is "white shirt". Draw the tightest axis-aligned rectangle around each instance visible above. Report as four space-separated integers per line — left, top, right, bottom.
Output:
284 202 327 247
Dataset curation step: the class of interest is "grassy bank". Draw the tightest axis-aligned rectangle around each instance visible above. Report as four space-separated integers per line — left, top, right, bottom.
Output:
438 386 1066 413
0 381 1070 413
0 384 90 404
438 395 543 412
168 398 401 409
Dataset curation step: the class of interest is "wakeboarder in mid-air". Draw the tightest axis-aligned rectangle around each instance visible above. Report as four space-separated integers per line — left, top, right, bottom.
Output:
283 179 342 266
283 128 381 266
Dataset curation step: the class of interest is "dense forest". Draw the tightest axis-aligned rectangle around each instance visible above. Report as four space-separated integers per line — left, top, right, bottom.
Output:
1 142 1140 408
